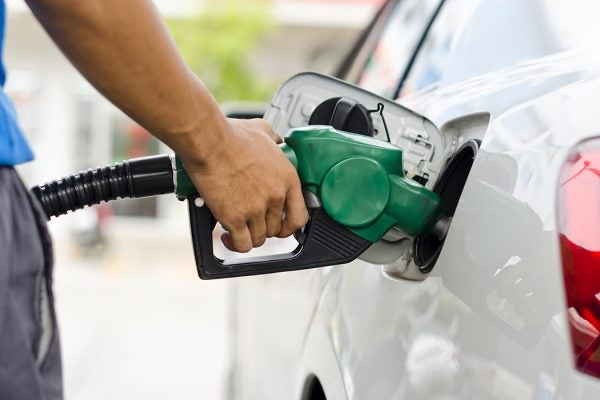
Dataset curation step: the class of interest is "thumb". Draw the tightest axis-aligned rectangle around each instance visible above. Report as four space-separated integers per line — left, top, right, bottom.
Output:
267 129 283 144
255 118 282 144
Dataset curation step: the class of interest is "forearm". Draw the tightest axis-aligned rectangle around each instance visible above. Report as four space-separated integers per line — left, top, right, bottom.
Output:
25 0 224 161
24 0 309 251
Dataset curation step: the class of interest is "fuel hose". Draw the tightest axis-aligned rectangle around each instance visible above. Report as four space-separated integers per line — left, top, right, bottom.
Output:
31 154 175 219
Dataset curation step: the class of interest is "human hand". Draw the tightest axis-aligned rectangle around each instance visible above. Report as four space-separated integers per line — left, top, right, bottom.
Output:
179 118 308 253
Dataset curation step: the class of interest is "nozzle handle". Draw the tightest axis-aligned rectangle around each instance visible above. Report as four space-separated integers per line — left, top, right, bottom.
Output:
188 194 371 279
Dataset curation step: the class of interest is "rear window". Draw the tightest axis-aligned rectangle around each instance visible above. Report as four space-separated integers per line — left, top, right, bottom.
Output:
398 0 477 97
356 0 441 98
399 0 600 98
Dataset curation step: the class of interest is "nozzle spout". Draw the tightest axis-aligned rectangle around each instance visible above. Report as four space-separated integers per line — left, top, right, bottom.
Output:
429 216 452 241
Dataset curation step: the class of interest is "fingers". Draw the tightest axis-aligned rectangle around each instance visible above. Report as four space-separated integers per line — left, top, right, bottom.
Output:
254 118 282 144
222 207 269 252
268 130 283 144
265 206 284 238
278 183 309 238
224 196 284 252
229 117 282 144
222 225 253 253
248 217 267 247
222 193 303 252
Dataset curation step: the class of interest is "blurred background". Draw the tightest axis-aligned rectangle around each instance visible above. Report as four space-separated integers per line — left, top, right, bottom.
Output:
5 0 381 398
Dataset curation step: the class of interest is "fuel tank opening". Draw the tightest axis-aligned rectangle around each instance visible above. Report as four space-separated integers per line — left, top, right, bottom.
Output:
414 139 480 272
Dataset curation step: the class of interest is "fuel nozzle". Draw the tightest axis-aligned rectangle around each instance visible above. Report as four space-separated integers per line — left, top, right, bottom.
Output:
430 216 452 241
279 126 445 243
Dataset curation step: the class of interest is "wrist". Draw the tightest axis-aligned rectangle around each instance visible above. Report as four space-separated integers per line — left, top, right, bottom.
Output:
162 85 229 167
174 113 229 167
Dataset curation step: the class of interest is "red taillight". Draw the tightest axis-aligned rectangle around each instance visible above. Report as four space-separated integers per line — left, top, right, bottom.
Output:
558 139 600 377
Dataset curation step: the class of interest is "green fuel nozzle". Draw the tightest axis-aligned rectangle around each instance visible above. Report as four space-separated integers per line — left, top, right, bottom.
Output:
177 125 444 242
280 126 444 242
181 125 447 279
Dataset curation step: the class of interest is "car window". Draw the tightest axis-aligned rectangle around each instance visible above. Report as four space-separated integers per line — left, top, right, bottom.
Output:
355 0 442 98
399 0 600 98
433 0 562 89
335 1 390 80
398 0 478 97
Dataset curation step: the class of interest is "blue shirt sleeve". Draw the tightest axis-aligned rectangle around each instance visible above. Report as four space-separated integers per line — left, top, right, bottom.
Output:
0 0 34 166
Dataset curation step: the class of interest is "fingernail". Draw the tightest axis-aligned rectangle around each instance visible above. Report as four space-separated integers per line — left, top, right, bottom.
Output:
221 232 233 250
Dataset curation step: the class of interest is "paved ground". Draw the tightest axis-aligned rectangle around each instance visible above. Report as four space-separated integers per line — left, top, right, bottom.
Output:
51 221 231 400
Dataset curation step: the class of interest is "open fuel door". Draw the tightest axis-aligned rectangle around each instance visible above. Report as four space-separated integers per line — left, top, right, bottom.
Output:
265 72 445 187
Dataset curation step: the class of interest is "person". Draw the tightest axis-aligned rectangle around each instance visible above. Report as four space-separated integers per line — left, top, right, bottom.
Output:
0 0 308 398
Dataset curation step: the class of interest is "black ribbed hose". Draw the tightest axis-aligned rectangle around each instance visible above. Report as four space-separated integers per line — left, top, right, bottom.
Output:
31 154 175 219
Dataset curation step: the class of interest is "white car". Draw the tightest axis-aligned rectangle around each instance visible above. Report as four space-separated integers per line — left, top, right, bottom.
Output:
226 0 600 398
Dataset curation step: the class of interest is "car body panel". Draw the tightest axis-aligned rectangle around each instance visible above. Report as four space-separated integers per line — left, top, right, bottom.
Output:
309 71 600 399
229 1 600 398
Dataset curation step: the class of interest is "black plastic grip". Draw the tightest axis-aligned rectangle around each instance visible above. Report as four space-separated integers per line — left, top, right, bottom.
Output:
188 195 372 279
